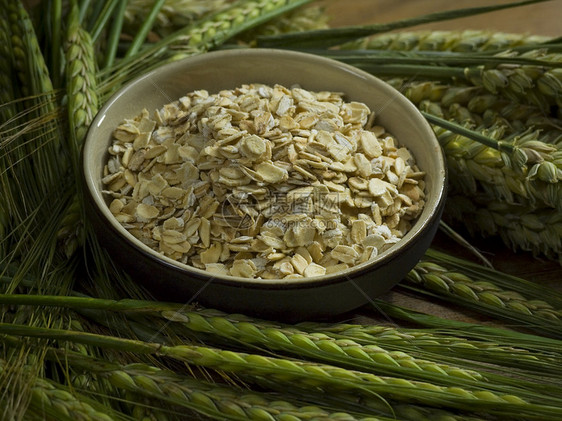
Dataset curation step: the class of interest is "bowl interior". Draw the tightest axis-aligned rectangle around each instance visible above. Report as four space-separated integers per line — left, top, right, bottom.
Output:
84 48 446 286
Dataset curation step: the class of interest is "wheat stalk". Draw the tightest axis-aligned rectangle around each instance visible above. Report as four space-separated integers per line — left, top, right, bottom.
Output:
404 261 562 333
54 1 100 259
64 0 99 149
342 29 551 52
99 0 313 98
236 4 329 45
0 355 122 421
299 321 562 377
2 322 562 419
2 0 65 194
4 292 562 392
257 0 552 48
123 0 230 37
162 309 485 383
444 195 562 263
33 344 393 421
463 49 562 112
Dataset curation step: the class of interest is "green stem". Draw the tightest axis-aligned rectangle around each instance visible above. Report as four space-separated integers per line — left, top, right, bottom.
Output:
314 49 562 68
85 0 104 30
373 299 562 349
0 323 159 354
124 0 166 59
421 111 515 154
2 322 562 419
100 0 313 89
103 0 127 70
426 249 562 308
78 0 92 23
257 0 553 48
90 0 119 43
0 293 176 311
1 293 561 401
49 0 62 88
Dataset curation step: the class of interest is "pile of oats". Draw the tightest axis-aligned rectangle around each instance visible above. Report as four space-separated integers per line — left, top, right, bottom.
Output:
102 84 426 279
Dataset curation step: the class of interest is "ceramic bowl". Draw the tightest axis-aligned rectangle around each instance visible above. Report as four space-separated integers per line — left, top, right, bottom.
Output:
82 48 446 321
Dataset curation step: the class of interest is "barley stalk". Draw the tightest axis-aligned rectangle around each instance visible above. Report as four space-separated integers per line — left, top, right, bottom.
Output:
257 0 552 48
379 296 562 337
37 345 391 421
396 78 560 134
41 344 503 421
2 0 65 192
99 0 313 98
428 113 562 208
1 323 562 419
3 292 562 392
236 5 329 45
396 79 562 177
444 195 562 264
159 309 491 385
104 363 388 421
0 292 541 391
403 260 562 337
123 0 230 37
64 1 99 157
83 306 562 402
463 50 562 112
343 29 550 53
299 321 562 377
0 357 116 421
4 0 54 99
387 78 562 252
56 1 100 258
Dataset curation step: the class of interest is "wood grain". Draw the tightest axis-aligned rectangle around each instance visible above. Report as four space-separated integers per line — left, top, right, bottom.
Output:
319 0 562 37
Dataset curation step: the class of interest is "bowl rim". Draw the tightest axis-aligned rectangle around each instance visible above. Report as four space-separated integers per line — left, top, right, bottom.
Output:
83 47 447 288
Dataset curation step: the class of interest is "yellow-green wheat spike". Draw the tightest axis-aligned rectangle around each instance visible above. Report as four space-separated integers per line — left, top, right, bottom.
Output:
391 79 562 214
345 29 550 53
1 323 562 419
123 0 231 37
56 1 99 258
44 347 389 421
0 358 116 421
99 0 313 98
160 308 492 386
444 195 562 265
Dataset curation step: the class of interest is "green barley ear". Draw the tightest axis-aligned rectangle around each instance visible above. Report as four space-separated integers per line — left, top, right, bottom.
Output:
256 0 553 48
64 0 98 166
54 350 389 421
444 195 562 265
235 5 330 45
463 50 562 112
403 249 562 338
3 323 562 419
99 0 314 98
123 0 230 37
341 30 551 52
55 1 99 259
0 358 117 420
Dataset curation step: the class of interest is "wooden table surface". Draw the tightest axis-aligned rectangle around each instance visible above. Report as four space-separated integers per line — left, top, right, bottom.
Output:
321 0 561 37
315 0 562 323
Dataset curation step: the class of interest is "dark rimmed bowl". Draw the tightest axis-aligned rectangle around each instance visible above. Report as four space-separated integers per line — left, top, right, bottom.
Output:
82 48 447 321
